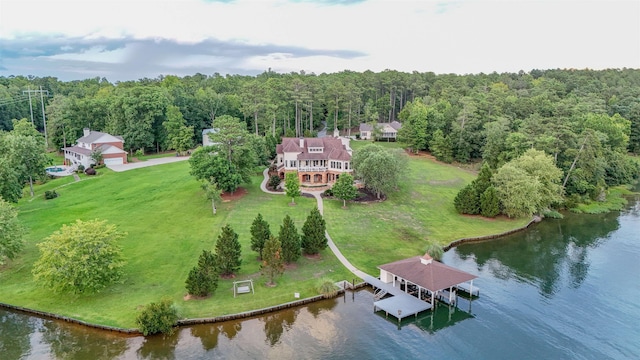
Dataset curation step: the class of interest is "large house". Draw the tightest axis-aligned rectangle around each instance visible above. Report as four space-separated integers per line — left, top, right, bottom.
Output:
359 121 402 141
276 136 353 185
63 128 127 168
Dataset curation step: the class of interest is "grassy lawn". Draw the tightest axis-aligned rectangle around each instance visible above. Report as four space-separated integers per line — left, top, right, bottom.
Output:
134 151 181 161
325 141 529 275
2 141 531 329
2 162 351 328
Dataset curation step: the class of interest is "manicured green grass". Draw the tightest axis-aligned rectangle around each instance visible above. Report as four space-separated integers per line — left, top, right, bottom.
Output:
2 162 350 328
135 151 179 161
326 141 529 275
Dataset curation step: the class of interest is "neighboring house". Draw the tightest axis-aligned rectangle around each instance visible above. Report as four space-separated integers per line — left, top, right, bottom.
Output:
62 128 127 168
359 121 402 140
276 136 353 185
202 128 218 146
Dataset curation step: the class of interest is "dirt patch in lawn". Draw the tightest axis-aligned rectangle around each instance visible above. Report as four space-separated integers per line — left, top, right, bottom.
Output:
352 188 385 203
183 294 211 301
221 187 248 202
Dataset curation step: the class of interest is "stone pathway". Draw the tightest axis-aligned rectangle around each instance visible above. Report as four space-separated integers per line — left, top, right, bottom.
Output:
72 173 80 182
260 168 367 279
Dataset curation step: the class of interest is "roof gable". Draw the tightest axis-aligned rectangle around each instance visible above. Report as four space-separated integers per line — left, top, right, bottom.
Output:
78 131 123 144
379 256 477 292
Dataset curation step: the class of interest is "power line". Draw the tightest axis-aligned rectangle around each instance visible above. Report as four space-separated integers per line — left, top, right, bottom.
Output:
22 88 50 146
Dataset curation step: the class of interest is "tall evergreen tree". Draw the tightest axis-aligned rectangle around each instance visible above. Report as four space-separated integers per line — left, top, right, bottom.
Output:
215 224 242 276
185 250 219 297
250 213 271 260
278 215 301 263
261 235 285 286
301 207 327 255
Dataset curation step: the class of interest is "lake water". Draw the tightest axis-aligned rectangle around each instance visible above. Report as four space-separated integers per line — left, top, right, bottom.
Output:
2 194 639 359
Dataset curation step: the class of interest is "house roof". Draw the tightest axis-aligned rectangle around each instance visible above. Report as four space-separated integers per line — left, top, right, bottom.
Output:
389 121 402 130
77 131 123 144
202 128 218 135
277 137 351 162
96 144 127 155
62 146 92 156
378 253 477 292
359 121 402 132
359 123 373 131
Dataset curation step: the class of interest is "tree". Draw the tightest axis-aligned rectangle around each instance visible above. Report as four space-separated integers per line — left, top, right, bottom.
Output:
0 197 25 265
351 144 407 199
261 236 285 286
284 172 300 204
214 224 242 276
185 250 219 297
201 179 222 215
480 186 501 217
278 215 301 263
301 207 327 255
509 149 564 210
250 213 271 260
492 164 541 218
331 173 357 207
208 114 257 183
268 175 281 190
32 219 126 294
453 184 479 215
164 105 194 154
397 100 428 153
90 148 103 165
189 147 243 193
135 299 179 336
429 129 453 163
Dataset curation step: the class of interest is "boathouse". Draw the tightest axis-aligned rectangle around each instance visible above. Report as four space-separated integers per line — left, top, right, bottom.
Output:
366 253 477 320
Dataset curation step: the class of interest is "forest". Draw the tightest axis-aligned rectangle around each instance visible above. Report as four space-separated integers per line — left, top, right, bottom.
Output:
1 68 639 210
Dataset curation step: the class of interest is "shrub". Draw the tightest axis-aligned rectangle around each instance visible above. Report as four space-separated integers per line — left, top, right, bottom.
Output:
542 209 564 219
268 175 281 190
185 250 218 297
44 190 58 200
135 299 179 336
76 164 85 173
323 188 333 197
316 278 338 299
480 186 500 218
424 243 443 261
85 168 97 176
454 184 479 215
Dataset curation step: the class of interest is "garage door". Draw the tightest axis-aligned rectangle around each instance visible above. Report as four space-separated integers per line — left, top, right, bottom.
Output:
104 158 124 165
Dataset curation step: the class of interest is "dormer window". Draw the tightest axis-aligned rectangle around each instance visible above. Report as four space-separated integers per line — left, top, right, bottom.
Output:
308 147 323 153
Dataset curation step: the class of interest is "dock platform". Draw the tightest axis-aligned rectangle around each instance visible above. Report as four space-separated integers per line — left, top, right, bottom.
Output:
363 275 432 320
455 282 479 297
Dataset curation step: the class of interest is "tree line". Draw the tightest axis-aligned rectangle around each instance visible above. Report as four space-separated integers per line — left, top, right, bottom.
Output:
2 69 637 156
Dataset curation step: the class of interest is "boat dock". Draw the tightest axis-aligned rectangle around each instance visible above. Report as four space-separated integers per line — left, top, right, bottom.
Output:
364 275 433 320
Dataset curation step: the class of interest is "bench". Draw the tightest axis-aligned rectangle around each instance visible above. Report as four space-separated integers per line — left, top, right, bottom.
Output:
237 285 250 294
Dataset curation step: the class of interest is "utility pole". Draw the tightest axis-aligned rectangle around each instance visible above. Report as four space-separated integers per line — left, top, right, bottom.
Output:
24 87 34 124
22 87 50 147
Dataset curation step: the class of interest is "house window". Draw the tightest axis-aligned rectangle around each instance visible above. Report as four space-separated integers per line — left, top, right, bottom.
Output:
345 162 349 170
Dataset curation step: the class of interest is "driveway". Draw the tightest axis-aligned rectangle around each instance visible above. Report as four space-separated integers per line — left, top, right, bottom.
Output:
107 156 190 172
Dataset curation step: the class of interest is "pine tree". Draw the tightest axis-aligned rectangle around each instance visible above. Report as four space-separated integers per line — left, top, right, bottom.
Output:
250 213 271 260
454 184 479 215
301 207 327 255
480 186 501 218
278 215 301 263
215 224 242 276
185 250 219 297
261 235 285 286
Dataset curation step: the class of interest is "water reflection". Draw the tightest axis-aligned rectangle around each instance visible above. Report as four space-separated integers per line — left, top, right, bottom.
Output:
456 209 621 296
0 310 34 359
137 332 179 360
261 308 298 346
41 321 129 360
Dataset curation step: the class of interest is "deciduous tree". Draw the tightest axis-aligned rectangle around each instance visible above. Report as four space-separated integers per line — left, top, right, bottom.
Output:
331 173 358 207
201 179 222 215
351 144 407 199
0 197 25 265
284 172 300 204
32 219 126 294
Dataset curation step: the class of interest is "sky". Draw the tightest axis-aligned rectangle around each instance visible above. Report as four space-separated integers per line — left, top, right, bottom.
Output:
0 0 639 82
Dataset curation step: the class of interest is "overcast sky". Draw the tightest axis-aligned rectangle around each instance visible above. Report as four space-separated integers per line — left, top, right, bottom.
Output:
1 0 639 82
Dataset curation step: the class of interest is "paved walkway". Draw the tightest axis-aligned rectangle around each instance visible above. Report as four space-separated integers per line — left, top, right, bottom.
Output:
260 168 367 280
107 156 190 172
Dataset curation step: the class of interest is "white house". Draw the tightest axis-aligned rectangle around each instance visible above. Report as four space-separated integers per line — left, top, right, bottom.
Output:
62 128 127 168
359 121 402 140
202 128 218 146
